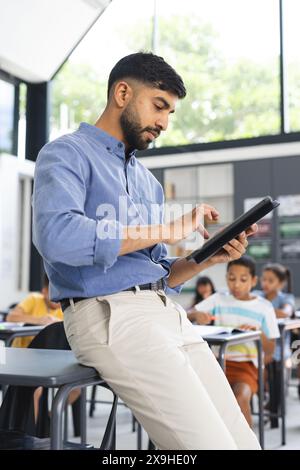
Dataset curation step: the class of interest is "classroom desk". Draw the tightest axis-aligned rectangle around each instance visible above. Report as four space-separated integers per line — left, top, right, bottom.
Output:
0 323 44 346
0 348 106 449
277 318 300 445
195 326 264 449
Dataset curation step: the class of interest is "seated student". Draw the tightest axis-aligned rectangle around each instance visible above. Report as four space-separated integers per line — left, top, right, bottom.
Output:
190 276 216 306
255 262 294 318
254 263 296 417
6 274 63 348
187 276 216 325
188 255 279 427
254 263 295 361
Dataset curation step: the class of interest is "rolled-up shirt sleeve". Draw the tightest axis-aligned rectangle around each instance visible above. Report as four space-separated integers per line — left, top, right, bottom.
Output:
33 140 123 271
155 246 183 295
160 256 183 295
94 219 124 269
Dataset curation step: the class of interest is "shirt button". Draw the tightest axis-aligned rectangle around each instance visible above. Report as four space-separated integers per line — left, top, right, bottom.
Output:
118 143 123 148
106 147 111 151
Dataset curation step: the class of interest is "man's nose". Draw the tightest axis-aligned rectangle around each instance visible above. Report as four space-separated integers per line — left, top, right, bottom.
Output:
155 115 168 132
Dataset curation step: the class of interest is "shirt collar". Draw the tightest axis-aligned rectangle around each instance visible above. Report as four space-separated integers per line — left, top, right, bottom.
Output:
78 122 136 160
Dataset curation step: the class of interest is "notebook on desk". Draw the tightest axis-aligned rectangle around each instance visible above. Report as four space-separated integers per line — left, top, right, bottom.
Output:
193 325 247 336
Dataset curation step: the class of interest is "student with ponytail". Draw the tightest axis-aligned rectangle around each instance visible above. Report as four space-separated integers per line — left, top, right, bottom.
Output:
254 263 295 361
256 263 294 320
254 263 295 425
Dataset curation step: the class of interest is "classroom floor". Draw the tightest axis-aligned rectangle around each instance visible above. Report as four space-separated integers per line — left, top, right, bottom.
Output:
68 379 300 450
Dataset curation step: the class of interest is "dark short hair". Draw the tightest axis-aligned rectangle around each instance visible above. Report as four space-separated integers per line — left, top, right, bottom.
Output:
227 255 256 277
107 52 186 99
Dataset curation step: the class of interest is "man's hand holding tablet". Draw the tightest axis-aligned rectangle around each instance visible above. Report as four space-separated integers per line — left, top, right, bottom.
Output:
205 225 258 265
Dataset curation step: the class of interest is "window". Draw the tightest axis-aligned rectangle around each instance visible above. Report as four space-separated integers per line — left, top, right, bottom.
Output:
156 0 280 146
0 79 15 154
50 0 153 139
18 83 27 160
284 0 300 132
50 0 296 147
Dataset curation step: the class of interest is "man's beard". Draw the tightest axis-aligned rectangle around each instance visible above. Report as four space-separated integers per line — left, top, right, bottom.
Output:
120 104 160 151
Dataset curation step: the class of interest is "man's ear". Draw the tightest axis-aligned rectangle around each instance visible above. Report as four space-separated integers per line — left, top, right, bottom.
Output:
113 81 133 108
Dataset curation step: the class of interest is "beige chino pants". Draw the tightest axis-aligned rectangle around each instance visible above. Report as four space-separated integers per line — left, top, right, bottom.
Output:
63 289 260 450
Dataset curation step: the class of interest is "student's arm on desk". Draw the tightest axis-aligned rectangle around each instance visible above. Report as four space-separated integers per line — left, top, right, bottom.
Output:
7 306 60 325
275 304 293 319
187 309 214 325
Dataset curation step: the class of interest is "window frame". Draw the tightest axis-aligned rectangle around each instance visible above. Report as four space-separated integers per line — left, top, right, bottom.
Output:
0 69 20 156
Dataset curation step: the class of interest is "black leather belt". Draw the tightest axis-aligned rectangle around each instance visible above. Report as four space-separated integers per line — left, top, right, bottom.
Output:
60 279 165 311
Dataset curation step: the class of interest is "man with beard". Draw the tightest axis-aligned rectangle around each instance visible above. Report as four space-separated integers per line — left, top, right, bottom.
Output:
33 52 260 450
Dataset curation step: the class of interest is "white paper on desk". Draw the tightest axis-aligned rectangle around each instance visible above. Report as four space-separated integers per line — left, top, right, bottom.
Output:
0 322 25 329
193 325 235 337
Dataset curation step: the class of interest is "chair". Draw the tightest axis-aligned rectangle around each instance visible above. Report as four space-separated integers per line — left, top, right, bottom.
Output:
0 310 8 322
0 302 16 323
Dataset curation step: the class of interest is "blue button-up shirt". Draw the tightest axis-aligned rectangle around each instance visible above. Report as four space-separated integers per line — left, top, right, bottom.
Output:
32 122 181 301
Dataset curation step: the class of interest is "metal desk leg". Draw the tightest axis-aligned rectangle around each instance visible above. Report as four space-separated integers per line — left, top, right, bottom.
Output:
256 338 264 449
6 336 16 347
218 344 226 370
137 422 142 450
51 384 73 449
2 336 17 397
132 413 136 432
80 387 87 445
51 379 102 449
1 384 8 398
89 385 97 417
63 401 69 442
280 329 286 446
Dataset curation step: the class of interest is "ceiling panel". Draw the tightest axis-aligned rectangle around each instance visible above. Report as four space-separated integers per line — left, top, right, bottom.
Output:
0 0 111 83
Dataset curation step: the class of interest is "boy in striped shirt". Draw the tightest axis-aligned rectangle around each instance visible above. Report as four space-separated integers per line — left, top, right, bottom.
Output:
188 256 279 427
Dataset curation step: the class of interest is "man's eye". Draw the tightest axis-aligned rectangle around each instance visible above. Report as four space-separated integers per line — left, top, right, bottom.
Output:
155 105 163 110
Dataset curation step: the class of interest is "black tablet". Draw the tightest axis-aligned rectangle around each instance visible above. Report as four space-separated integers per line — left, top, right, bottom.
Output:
186 196 279 264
